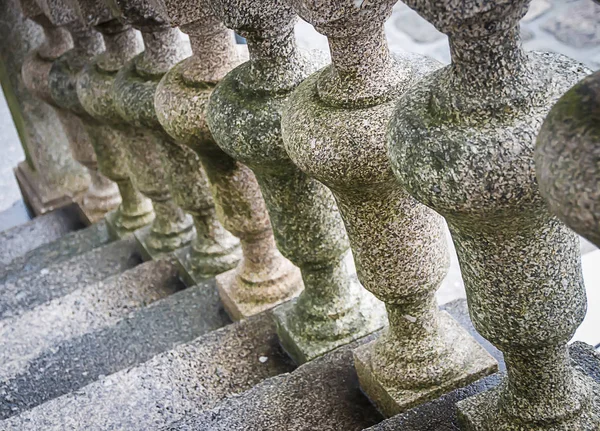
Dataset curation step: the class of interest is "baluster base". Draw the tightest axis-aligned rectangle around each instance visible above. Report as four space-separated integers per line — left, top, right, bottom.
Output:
105 207 155 240
457 372 600 431
354 310 497 417
272 279 386 365
133 220 195 261
216 259 303 322
175 243 242 287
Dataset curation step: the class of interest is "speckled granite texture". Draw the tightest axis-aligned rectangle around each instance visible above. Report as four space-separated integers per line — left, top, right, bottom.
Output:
110 23 194 255
536 70 600 249
0 236 141 319
283 0 496 416
110 0 240 276
208 0 384 363
73 0 155 237
388 0 596 429
0 219 109 282
0 279 229 420
0 313 294 430
0 258 182 387
156 0 303 321
2 0 88 215
0 204 82 267
31 0 123 223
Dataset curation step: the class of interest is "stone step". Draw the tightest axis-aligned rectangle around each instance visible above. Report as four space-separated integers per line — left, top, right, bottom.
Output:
0 258 183 398
0 204 84 267
163 299 500 431
0 220 111 283
1 313 294 430
0 236 142 320
0 274 230 420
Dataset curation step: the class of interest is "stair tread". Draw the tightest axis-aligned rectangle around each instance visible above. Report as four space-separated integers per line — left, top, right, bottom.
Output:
0 236 141 320
0 298 292 430
0 205 83 267
0 258 183 388
0 221 111 283
167 335 383 431
164 299 503 431
0 277 229 420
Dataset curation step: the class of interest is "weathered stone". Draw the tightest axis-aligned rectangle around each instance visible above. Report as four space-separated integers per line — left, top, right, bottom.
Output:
367 345 599 431
0 258 182 392
0 219 110 282
70 0 156 238
1 313 294 430
388 1 596 429
0 279 228 420
283 0 496 414
161 299 495 430
536 70 600 248
542 1 600 49
108 0 241 276
1 0 89 216
156 0 302 319
207 0 383 363
0 236 141 319
23 0 125 224
0 203 82 266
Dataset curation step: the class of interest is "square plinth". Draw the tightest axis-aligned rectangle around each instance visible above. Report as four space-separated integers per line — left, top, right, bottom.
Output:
354 310 498 418
174 246 201 287
216 268 303 322
15 162 80 216
271 289 387 365
457 372 600 431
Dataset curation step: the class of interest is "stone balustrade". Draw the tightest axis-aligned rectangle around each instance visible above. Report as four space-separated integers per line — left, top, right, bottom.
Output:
388 0 597 429
19 0 124 224
206 0 386 364
283 0 497 416
4 0 600 429
68 0 156 238
104 0 244 280
154 0 303 316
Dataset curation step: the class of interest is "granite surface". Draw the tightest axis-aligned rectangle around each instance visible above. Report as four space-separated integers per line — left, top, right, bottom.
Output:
0 279 229 420
0 204 82 266
0 236 141 319
1 313 294 430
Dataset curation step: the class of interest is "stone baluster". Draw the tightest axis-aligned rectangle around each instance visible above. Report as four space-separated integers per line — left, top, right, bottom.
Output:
387 1 597 429
206 0 385 363
154 0 302 317
283 0 497 416
536 70 600 248
3 0 89 216
98 1 195 257
18 0 94 214
104 0 240 279
22 0 123 223
69 0 156 238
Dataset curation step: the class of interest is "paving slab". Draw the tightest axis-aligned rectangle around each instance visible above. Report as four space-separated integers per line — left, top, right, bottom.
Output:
1 313 294 430
165 299 498 431
0 221 111 283
0 277 230 420
0 203 83 266
0 236 142 319
0 258 183 386
365 342 600 431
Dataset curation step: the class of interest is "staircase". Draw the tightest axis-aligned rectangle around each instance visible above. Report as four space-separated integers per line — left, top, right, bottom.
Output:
1 0 600 430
